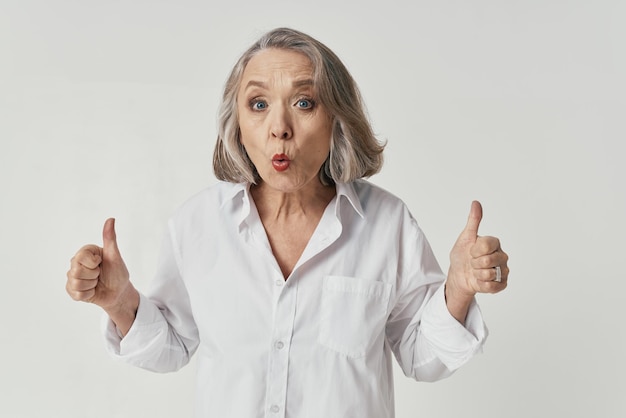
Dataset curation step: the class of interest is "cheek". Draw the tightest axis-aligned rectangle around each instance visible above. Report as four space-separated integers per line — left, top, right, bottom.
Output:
238 121 255 147
317 128 333 155
238 114 264 141
309 142 331 166
316 117 333 149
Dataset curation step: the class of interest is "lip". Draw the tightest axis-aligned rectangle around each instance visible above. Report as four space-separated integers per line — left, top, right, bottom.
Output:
271 153 290 172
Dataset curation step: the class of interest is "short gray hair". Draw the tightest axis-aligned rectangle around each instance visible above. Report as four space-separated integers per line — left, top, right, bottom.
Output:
213 27 385 185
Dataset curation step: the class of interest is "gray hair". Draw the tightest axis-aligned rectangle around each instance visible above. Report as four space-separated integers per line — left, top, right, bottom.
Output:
213 27 385 185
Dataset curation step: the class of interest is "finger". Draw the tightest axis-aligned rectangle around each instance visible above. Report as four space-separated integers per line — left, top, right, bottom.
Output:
463 200 483 238
67 263 101 280
473 265 510 283
66 286 96 302
473 268 496 282
72 245 103 269
470 236 501 258
102 218 121 261
67 276 98 292
474 279 508 294
470 250 507 270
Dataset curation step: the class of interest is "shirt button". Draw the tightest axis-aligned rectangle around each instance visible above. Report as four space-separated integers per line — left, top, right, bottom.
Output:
275 279 283 286
270 405 280 413
275 341 285 350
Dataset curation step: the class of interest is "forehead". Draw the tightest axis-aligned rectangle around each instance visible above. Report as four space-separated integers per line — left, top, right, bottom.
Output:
241 48 314 85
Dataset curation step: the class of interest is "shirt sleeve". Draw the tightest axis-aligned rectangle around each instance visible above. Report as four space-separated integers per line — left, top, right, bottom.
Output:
385 215 488 382
419 284 488 370
101 220 200 373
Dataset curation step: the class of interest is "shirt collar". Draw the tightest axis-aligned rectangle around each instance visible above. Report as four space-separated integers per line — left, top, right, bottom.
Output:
334 181 365 219
224 180 365 232
219 182 248 210
217 182 250 232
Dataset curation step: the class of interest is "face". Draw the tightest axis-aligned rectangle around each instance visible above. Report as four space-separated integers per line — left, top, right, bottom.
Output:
237 48 333 194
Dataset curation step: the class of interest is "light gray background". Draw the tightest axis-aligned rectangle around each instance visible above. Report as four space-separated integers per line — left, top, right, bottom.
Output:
1 0 624 417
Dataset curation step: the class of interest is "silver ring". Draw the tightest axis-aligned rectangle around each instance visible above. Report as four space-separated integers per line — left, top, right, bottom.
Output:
494 266 502 283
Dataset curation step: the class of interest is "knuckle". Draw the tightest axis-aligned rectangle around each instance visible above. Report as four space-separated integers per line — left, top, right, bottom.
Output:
476 240 488 254
476 269 491 281
68 265 82 278
67 288 81 301
476 256 490 269
67 279 82 293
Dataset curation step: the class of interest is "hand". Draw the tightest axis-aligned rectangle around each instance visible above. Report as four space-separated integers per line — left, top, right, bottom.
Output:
66 218 132 311
447 201 509 300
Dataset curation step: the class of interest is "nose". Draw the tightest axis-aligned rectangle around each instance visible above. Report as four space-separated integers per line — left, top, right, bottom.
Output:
270 106 293 140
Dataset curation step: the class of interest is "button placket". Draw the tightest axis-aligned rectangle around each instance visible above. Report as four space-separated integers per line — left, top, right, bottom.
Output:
265 275 297 418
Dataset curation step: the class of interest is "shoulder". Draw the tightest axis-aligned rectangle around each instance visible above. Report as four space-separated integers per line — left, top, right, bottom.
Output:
349 179 411 216
353 180 428 237
171 181 245 222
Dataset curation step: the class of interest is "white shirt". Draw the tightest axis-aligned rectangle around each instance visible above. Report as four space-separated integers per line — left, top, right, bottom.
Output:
103 179 488 418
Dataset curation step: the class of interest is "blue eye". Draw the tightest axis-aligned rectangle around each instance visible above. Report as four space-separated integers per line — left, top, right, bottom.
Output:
296 99 314 109
251 100 267 110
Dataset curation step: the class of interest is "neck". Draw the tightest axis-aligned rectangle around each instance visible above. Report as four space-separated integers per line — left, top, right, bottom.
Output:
251 181 336 221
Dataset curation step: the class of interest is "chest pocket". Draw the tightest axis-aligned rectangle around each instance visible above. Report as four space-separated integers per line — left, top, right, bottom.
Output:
318 275 393 359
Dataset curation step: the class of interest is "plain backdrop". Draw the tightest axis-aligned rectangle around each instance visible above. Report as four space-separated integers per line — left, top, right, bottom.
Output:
1 0 624 417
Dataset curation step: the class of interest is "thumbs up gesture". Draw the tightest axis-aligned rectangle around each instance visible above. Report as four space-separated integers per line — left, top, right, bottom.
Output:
66 219 137 318
446 201 509 301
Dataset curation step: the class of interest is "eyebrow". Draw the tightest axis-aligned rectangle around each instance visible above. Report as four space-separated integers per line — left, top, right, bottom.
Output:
293 79 314 88
244 80 266 90
243 79 315 90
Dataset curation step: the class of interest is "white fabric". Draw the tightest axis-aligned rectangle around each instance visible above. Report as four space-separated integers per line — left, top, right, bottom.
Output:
103 179 488 418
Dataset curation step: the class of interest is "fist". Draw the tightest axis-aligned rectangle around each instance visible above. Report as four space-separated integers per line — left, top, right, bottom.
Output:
447 201 509 297
66 218 130 310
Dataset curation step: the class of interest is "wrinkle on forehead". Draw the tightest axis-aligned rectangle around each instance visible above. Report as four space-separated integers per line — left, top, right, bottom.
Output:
240 49 315 91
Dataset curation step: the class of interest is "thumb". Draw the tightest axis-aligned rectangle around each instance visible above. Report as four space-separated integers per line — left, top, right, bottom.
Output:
462 200 483 239
102 218 121 259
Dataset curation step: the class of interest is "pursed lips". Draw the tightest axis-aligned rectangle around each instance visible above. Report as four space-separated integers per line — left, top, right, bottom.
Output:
272 153 290 171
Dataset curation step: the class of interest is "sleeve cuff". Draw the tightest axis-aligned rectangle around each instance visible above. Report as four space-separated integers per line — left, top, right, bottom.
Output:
420 284 489 370
101 292 167 358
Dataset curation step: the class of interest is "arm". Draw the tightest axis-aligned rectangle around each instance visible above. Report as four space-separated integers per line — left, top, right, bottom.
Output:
385 207 492 382
67 218 198 372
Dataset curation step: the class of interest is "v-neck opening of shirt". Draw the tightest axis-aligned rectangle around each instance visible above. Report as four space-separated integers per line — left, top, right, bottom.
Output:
245 193 341 282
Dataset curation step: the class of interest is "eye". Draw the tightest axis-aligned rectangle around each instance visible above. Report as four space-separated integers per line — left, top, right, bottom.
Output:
250 99 267 111
296 98 315 109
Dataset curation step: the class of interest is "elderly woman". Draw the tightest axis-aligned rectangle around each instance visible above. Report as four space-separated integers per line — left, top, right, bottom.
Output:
66 27 509 417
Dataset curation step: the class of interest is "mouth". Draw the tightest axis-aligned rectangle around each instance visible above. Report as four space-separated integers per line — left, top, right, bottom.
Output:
271 153 290 172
